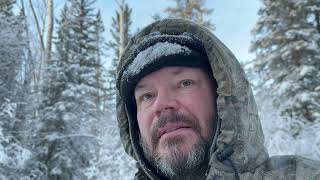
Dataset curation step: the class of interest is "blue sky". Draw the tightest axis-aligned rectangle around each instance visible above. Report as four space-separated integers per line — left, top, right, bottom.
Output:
97 0 262 63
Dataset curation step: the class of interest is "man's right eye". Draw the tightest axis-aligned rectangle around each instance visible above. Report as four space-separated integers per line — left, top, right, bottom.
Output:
140 93 155 102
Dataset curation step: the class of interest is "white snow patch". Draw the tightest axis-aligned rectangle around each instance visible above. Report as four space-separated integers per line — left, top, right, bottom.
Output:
123 42 192 79
277 81 291 95
299 65 314 76
299 92 311 102
0 99 17 118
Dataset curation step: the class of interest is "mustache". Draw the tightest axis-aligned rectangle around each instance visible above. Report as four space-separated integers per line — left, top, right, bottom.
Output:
150 112 200 149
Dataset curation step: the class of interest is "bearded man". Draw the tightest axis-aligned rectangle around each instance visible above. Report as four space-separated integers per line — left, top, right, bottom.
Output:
115 18 320 180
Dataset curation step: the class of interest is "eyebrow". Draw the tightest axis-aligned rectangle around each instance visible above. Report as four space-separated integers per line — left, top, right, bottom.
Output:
135 84 146 90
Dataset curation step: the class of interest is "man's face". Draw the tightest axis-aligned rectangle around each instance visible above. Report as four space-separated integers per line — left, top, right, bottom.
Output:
134 66 217 177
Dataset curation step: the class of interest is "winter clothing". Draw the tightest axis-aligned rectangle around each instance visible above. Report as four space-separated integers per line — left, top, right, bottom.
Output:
116 18 320 180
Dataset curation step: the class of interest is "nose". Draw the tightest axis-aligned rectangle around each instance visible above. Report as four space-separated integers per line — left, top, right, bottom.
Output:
154 89 179 117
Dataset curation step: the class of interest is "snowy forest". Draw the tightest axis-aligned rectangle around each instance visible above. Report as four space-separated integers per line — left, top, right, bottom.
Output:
0 0 319 179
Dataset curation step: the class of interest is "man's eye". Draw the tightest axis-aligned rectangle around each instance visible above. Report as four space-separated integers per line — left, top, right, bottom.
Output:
140 93 155 102
179 79 194 87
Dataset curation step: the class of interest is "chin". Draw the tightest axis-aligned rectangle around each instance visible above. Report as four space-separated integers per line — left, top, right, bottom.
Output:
159 135 197 157
153 135 210 178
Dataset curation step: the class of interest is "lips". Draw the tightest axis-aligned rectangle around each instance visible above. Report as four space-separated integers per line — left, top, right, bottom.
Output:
157 123 191 139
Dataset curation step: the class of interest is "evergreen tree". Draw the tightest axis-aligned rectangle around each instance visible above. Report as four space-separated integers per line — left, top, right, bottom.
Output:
92 10 108 111
106 0 132 109
98 2 136 179
251 0 320 133
0 4 34 179
165 0 214 30
33 0 105 178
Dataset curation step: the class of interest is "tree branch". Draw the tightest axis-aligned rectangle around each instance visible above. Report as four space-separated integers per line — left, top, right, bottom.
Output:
28 0 45 51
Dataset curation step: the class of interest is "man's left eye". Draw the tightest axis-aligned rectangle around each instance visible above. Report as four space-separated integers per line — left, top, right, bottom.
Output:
179 79 194 87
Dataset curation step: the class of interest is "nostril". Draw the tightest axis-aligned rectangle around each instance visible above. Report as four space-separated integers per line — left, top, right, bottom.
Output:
164 106 174 110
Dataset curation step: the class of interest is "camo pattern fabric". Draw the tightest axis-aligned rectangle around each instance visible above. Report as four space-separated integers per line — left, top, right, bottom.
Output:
116 18 320 180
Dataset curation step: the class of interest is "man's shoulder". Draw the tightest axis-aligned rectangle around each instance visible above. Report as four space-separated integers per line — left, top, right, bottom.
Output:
256 155 320 179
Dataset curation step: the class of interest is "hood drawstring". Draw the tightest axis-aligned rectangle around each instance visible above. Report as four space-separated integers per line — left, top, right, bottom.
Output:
216 145 240 180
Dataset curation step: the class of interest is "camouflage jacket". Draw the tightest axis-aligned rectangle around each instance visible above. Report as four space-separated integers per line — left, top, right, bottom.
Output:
116 18 320 180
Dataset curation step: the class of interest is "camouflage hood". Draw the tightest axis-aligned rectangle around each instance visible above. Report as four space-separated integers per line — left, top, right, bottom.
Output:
116 18 269 179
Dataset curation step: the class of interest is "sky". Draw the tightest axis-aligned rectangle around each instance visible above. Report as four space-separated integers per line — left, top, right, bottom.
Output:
96 0 262 64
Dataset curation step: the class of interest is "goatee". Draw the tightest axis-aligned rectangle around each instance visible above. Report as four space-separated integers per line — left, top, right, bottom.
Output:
139 112 212 179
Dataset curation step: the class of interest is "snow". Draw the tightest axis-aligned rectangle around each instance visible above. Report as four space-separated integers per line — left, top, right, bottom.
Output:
276 80 291 95
123 41 192 79
0 99 17 118
299 92 311 102
0 129 9 165
299 65 314 77
256 88 320 160
0 1 319 179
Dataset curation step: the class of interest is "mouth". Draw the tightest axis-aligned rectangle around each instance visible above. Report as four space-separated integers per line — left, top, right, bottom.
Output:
157 124 192 139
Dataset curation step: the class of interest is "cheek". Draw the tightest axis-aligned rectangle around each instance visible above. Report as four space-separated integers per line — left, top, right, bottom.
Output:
137 110 153 145
181 91 215 137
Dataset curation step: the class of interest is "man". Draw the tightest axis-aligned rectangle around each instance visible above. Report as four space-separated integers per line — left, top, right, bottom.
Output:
116 19 320 180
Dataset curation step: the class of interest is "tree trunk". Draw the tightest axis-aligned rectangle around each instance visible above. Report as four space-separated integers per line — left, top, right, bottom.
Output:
46 0 54 62
119 0 125 59
28 0 45 51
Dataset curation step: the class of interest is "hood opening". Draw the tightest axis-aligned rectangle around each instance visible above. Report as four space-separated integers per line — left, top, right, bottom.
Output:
116 18 269 179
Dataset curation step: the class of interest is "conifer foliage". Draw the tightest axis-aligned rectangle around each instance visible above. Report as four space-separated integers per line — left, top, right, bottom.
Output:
251 0 320 123
99 1 136 179
33 0 106 178
165 0 214 30
106 0 132 108
0 0 33 179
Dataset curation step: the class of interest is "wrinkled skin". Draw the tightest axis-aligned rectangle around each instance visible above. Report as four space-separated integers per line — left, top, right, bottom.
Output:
116 19 320 180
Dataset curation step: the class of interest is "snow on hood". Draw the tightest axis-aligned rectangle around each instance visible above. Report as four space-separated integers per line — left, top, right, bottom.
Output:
123 41 191 79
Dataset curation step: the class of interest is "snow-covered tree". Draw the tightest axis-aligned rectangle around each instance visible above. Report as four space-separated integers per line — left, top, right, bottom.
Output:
92 10 108 111
106 0 132 109
0 4 35 179
0 0 30 139
32 0 106 178
0 11 26 106
165 0 214 30
0 99 33 179
97 113 136 180
251 0 320 124
250 0 320 160
95 1 136 178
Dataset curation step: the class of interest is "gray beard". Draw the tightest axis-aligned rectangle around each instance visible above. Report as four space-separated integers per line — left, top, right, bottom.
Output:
140 134 211 180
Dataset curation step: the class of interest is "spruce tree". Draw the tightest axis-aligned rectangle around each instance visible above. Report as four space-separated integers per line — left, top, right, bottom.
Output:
98 1 136 178
92 10 108 111
165 0 214 30
106 0 132 109
34 0 105 178
0 2 34 179
251 0 320 132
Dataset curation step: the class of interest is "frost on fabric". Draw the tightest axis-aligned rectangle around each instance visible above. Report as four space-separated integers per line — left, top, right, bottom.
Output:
140 31 194 45
123 41 192 79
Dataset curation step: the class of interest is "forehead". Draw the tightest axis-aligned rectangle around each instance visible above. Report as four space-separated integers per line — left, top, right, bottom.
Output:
135 66 208 89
